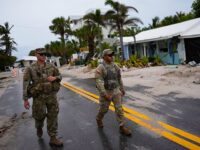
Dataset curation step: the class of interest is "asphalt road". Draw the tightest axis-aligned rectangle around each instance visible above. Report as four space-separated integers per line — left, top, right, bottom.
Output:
0 75 199 150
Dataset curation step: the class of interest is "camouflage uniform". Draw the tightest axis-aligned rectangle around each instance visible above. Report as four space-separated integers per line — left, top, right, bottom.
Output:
95 61 125 127
23 62 61 137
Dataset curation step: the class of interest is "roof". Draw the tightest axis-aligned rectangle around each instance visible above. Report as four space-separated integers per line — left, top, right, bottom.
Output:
123 18 200 44
21 56 37 61
180 22 200 38
102 38 119 46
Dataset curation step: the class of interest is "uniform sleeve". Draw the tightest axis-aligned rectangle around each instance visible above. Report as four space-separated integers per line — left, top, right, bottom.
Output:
23 67 31 100
118 67 124 91
53 66 62 82
95 66 106 96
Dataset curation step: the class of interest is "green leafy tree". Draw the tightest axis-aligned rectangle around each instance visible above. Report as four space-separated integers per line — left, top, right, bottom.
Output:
83 9 105 56
105 0 142 61
29 50 36 56
175 11 186 21
149 16 160 29
192 0 200 17
73 27 88 49
0 51 16 71
179 12 195 21
70 39 79 53
122 26 141 52
45 41 73 64
49 17 72 42
101 42 111 50
160 16 177 26
82 24 99 58
0 22 17 56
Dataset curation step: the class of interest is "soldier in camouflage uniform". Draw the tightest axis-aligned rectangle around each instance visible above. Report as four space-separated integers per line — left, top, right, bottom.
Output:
95 49 131 135
23 48 63 146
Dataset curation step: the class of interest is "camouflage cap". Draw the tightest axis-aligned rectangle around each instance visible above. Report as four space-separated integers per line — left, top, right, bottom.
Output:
36 48 46 54
102 49 114 57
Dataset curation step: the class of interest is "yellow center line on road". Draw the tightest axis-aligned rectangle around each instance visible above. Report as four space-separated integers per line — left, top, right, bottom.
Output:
64 82 99 99
63 83 150 121
158 121 200 144
124 113 200 150
62 84 99 103
62 83 200 150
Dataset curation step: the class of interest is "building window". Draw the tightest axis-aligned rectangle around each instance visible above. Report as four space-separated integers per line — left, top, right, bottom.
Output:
158 40 168 53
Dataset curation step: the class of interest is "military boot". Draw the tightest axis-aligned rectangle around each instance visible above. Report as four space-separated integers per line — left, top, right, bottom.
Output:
49 136 63 147
96 119 104 128
120 126 131 136
37 128 43 137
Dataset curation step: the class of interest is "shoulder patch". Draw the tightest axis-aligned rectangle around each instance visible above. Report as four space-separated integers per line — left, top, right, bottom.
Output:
96 68 101 73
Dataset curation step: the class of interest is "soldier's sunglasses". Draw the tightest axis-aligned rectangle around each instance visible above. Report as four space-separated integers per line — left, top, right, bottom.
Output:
39 53 47 56
107 54 114 57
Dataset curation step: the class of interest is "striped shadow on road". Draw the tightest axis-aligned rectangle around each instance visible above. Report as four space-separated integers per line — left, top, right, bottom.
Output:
62 83 200 150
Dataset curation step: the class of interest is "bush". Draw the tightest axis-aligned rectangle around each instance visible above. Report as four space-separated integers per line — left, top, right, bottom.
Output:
0 54 17 71
114 57 123 68
141 56 149 67
153 55 162 66
114 61 122 68
69 61 74 66
130 52 143 67
59 58 65 65
148 56 155 62
152 54 167 66
89 59 99 68
122 60 132 68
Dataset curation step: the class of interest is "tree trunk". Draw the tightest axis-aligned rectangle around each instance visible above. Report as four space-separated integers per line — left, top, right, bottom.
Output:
133 35 136 54
98 26 102 57
88 37 95 58
5 35 10 56
61 34 65 43
5 45 10 56
119 26 124 61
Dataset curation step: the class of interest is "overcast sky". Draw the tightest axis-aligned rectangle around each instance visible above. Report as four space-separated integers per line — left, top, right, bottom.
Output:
0 0 194 60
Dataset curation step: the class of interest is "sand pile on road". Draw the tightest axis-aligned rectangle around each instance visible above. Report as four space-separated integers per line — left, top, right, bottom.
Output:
60 65 95 82
60 64 200 99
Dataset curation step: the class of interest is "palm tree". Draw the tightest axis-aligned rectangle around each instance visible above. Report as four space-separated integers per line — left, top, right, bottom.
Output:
49 17 71 42
83 9 105 56
73 28 88 50
105 0 143 60
160 16 175 26
124 27 141 53
82 24 99 58
149 16 160 29
71 39 79 53
176 12 186 21
0 22 17 56
72 18 99 58
45 41 68 63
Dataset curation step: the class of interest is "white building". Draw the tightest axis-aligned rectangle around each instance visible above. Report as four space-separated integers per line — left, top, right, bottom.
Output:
122 18 200 64
18 56 37 67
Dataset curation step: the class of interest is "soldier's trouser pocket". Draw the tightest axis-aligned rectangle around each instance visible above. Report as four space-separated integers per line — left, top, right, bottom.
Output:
52 82 60 92
29 84 43 98
42 82 52 94
32 99 46 120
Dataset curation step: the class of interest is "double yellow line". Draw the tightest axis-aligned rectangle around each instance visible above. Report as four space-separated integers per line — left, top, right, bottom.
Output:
62 83 200 150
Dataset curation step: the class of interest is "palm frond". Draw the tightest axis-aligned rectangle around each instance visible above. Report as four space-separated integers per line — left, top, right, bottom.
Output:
124 17 143 25
126 6 138 13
